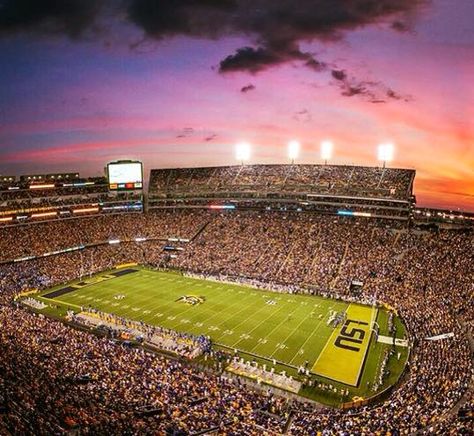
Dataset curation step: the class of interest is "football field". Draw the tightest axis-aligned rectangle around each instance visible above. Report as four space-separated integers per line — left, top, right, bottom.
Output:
36 267 407 396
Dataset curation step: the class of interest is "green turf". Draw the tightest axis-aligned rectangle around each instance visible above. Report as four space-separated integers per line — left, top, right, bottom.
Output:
35 267 409 403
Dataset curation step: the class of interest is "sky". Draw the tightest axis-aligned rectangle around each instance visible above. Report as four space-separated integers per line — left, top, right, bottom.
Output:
0 0 473 211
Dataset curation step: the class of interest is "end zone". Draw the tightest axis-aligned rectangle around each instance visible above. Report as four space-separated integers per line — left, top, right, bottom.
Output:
312 304 377 386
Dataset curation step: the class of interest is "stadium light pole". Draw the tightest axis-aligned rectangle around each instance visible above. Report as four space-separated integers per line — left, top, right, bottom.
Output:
235 142 251 166
377 143 394 168
288 140 300 164
320 140 333 165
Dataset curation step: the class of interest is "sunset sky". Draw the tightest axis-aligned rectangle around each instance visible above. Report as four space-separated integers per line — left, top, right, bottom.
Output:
0 0 473 210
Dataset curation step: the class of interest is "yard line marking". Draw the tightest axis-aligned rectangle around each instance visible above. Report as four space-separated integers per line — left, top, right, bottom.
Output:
177 288 261 328
213 299 279 343
287 302 337 366
311 305 351 369
40 298 82 310
116 276 192 319
146 277 245 328
269 305 327 360
246 304 303 353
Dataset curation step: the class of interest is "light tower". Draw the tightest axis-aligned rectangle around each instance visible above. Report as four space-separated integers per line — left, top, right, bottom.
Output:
235 142 251 165
377 143 394 168
288 140 300 164
320 140 333 165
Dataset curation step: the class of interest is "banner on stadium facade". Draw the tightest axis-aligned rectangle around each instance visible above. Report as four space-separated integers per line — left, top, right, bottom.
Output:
425 332 454 341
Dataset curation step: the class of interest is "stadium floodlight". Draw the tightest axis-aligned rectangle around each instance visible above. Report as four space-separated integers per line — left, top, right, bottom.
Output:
288 140 300 164
377 143 394 168
235 142 251 165
320 140 333 165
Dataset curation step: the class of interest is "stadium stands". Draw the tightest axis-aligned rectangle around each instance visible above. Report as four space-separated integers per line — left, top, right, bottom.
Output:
0 211 207 263
0 174 143 224
148 164 415 222
149 165 414 199
0 164 472 434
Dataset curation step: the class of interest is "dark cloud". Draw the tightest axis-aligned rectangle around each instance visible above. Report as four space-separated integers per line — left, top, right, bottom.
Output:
391 20 410 32
332 72 379 101
293 109 311 123
342 84 375 99
220 46 283 74
387 89 403 100
305 58 326 72
126 1 427 74
219 42 325 74
330 72 412 103
0 0 102 38
127 0 236 39
0 0 427 101
176 127 194 138
0 1 427 72
204 133 217 142
331 69 347 81
240 84 256 93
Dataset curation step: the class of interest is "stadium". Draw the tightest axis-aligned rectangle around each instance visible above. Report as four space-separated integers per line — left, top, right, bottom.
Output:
0 160 472 435
1 1 473 434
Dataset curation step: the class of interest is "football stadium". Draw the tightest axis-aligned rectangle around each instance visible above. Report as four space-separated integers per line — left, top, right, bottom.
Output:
1 161 473 435
1 1 473 434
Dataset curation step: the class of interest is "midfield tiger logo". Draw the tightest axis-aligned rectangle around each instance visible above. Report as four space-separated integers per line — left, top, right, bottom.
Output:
176 295 205 306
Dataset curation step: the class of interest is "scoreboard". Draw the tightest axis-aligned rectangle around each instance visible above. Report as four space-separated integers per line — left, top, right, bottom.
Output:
107 161 143 190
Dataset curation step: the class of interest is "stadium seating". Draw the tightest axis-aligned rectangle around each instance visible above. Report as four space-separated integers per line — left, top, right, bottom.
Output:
149 164 415 200
0 171 472 434
0 175 143 223
148 164 416 222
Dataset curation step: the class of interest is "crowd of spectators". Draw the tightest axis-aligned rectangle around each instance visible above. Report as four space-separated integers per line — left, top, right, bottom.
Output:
0 178 108 202
0 209 472 434
0 306 289 435
0 177 145 224
149 164 415 200
0 191 141 213
0 210 208 262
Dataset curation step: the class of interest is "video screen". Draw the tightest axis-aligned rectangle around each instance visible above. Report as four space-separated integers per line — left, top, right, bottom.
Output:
107 162 143 190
